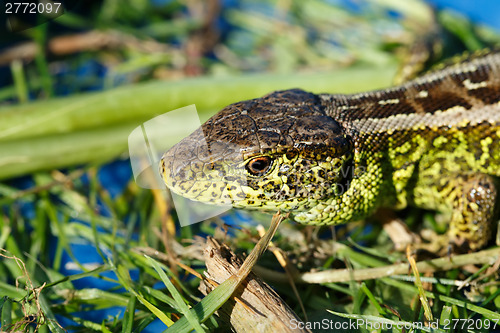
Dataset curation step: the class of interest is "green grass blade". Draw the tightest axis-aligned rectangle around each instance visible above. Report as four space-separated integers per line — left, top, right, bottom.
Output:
1 297 12 328
0 65 397 180
0 65 397 142
167 276 240 333
38 292 65 333
0 281 25 299
359 283 386 315
122 296 136 333
146 255 205 333
114 264 175 327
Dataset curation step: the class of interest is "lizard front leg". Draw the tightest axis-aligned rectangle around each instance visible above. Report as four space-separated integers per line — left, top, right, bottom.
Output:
412 172 498 251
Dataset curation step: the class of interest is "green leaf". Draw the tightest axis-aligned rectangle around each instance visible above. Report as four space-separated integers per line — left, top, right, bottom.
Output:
146 255 205 332
122 296 136 333
114 264 175 327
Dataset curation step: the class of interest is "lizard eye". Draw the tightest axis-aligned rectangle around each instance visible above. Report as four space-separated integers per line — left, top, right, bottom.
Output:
246 156 273 176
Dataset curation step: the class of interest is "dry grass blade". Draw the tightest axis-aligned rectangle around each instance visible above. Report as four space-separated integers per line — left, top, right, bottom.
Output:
406 246 433 322
254 247 500 284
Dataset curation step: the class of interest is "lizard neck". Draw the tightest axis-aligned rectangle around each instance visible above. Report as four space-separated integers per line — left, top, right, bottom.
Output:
293 51 500 225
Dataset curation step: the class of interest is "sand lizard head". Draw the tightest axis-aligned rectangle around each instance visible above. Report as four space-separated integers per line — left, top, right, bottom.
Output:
160 89 353 213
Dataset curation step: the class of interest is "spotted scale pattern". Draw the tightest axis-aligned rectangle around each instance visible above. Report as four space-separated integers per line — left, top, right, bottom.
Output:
161 50 500 250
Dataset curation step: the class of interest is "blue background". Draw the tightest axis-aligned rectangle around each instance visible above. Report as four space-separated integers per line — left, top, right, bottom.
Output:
428 0 500 31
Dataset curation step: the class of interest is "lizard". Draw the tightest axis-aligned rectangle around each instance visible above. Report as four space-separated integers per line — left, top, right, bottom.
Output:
160 50 500 251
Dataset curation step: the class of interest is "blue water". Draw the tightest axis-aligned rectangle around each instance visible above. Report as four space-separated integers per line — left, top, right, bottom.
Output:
427 0 500 31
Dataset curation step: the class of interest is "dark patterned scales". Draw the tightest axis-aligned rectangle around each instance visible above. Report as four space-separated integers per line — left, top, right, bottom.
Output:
161 50 500 250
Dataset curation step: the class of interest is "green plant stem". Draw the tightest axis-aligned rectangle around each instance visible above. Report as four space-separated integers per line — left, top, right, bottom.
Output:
0 65 397 180
10 60 28 103
0 65 397 142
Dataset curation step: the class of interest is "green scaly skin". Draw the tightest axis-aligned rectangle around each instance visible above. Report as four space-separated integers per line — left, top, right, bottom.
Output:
161 50 500 250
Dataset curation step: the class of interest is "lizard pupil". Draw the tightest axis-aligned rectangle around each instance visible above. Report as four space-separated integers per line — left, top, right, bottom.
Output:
246 156 272 175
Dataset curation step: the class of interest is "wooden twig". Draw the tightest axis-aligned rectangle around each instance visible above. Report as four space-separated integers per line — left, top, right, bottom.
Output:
199 236 310 333
0 30 173 65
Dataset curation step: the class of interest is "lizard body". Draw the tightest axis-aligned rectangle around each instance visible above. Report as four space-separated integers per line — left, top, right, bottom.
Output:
161 50 500 249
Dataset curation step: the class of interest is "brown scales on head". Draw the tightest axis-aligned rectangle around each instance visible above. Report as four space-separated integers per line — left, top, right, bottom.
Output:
160 89 353 211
